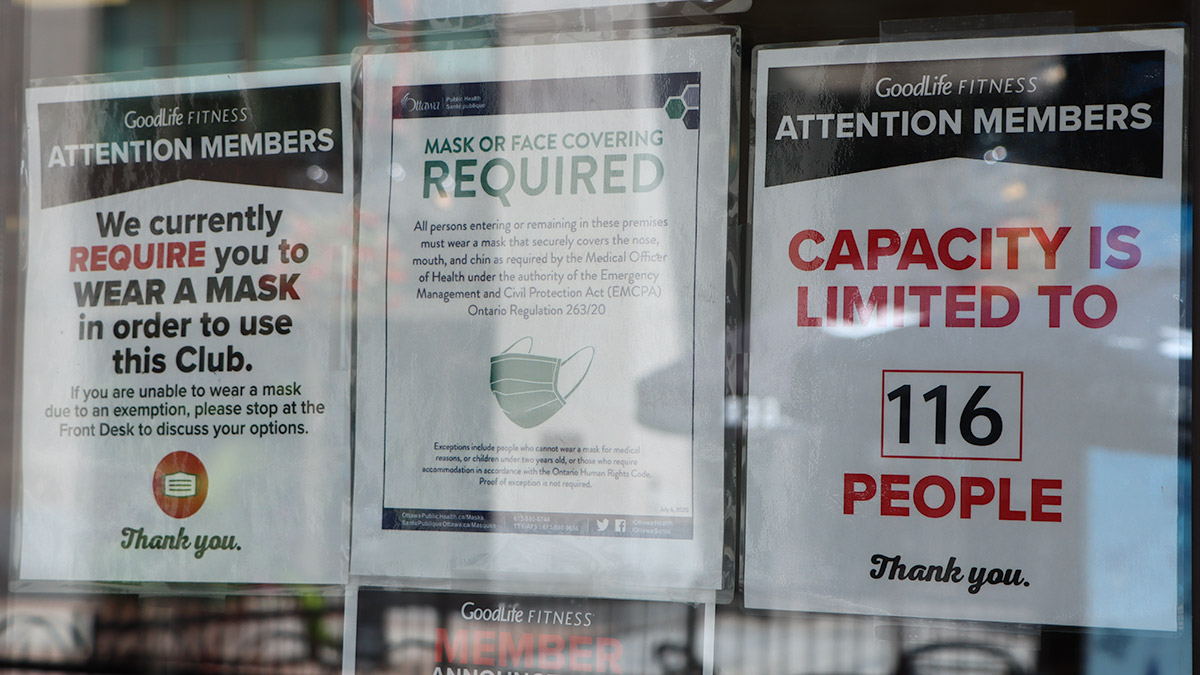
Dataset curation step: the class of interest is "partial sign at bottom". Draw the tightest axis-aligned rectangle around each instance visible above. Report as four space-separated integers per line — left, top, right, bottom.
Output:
355 589 707 675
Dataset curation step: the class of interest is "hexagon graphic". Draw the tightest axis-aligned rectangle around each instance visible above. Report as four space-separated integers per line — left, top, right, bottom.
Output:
664 96 687 119
682 84 700 108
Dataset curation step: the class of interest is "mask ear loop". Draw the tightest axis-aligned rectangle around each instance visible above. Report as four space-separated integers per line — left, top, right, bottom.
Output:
501 336 535 354
559 346 595 400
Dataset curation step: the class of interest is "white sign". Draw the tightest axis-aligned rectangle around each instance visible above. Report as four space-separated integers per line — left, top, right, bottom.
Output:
353 35 733 600
19 67 353 584
745 30 1183 630
373 0 724 24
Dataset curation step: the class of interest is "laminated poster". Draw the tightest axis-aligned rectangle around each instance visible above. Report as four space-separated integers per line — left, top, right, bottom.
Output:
373 0 723 24
20 67 353 584
744 30 1185 629
354 36 732 598
354 589 706 675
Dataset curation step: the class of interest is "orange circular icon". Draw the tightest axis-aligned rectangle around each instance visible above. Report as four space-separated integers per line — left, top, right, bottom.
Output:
152 451 208 519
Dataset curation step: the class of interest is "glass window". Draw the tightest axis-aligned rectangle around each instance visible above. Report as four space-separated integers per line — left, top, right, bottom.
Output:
0 1 1190 672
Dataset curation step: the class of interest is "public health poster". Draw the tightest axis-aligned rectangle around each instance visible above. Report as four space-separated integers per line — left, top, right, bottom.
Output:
744 30 1184 629
19 67 353 584
354 36 732 599
354 590 707 675
373 0 725 24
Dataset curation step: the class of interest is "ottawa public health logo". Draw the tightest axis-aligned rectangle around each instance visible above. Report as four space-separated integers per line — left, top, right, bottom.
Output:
401 91 440 113
152 451 208 519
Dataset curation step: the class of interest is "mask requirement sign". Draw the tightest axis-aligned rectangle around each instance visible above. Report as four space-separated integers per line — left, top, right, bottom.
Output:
354 36 732 599
20 68 353 584
744 30 1184 630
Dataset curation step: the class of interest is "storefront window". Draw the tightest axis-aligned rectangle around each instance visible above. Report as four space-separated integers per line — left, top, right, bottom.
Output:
0 1 1190 672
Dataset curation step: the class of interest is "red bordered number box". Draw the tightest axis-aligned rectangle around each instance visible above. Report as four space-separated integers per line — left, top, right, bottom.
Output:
881 370 1024 461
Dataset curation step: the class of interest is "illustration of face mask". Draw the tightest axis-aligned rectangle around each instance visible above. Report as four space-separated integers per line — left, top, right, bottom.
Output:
490 337 595 428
